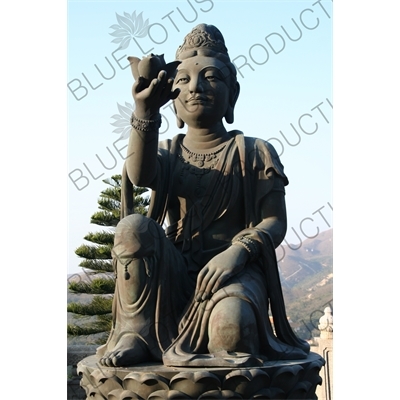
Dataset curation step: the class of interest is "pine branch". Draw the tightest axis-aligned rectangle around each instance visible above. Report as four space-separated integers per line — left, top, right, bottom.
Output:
102 175 122 188
84 231 115 245
75 244 112 260
67 314 112 336
134 195 150 208
90 211 120 227
134 205 149 215
67 296 113 315
97 314 113 324
68 278 115 294
67 324 104 336
132 187 149 196
99 188 121 203
78 259 114 273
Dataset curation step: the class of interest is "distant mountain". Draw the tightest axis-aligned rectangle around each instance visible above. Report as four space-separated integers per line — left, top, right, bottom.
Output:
278 228 332 287
277 229 333 339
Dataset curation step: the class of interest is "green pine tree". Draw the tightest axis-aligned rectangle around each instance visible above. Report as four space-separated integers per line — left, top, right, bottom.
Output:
67 174 149 342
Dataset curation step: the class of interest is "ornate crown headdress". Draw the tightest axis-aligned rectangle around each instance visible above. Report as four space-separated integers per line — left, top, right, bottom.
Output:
175 23 230 62
174 24 239 125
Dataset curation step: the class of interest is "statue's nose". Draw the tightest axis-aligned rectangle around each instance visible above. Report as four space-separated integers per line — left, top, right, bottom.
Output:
189 76 204 93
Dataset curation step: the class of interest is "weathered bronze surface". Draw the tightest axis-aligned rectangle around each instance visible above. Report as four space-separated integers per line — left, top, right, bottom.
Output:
96 24 310 368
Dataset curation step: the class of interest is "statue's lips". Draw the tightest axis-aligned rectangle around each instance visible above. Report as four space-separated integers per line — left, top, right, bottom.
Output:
185 97 210 105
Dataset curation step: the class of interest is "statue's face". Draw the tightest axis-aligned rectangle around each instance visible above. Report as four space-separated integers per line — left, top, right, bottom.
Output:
173 56 231 128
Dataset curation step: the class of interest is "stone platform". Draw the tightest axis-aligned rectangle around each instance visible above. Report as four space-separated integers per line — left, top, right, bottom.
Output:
77 352 324 399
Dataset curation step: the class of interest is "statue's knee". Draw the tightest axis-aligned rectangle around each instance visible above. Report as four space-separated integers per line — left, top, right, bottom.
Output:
112 215 165 303
113 214 164 260
208 298 258 353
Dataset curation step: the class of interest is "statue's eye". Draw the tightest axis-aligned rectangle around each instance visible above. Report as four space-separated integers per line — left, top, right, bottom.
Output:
204 68 225 82
205 74 218 82
176 76 189 84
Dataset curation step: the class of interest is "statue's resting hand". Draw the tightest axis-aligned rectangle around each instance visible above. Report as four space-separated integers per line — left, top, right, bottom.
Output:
195 244 249 302
133 70 180 120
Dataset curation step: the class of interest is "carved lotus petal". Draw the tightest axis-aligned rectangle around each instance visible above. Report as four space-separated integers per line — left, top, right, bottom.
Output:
79 371 91 391
98 379 124 397
302 359 325 387
250 388 272 399
86 383 108 400
91 369 123 386
222 369 251 394
251 387 286 399
270 365 304 391
108 388 124 400
198 389 243 399
123 372 169 399
170 371 221 398
287 381 312 399
109 388 141 400
148 389 191 399
87 370 123 397
93 394 109 400
223 368 269 398
302 362 323 398
119 389 142 400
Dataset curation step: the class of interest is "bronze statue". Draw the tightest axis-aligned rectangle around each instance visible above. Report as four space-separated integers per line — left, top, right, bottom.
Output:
97 24 310 368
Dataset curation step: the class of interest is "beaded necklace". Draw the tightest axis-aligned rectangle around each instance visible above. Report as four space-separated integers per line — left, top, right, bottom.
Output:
178 141 227 196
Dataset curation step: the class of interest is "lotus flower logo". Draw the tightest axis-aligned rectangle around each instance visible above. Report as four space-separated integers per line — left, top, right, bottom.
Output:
110 102 134 140
109 11 150 50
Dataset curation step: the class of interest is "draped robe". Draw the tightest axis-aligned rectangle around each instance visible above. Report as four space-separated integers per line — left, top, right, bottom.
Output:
99 130 309 367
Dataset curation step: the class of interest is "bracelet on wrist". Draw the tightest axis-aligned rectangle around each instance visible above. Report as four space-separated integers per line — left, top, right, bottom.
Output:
130 112 162 132
232 235 260 262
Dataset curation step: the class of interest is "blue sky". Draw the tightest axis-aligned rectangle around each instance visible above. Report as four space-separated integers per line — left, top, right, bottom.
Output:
3 1 400 396
68 0 333 274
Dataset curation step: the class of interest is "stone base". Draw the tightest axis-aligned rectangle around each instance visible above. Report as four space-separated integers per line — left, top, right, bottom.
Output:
77 352 324 399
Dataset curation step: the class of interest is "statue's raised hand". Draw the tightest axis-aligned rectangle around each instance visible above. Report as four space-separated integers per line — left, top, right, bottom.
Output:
195 244 249 302
132 71 179 120
128 54 180 120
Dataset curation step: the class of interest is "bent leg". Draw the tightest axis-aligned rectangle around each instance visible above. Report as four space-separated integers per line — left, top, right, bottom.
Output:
98 214 190 366
207 297 259 354
98 214 163 366
100 258 150 367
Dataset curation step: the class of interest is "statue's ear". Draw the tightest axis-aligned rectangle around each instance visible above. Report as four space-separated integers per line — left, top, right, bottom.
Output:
225 81 240 124
173 101 185 129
